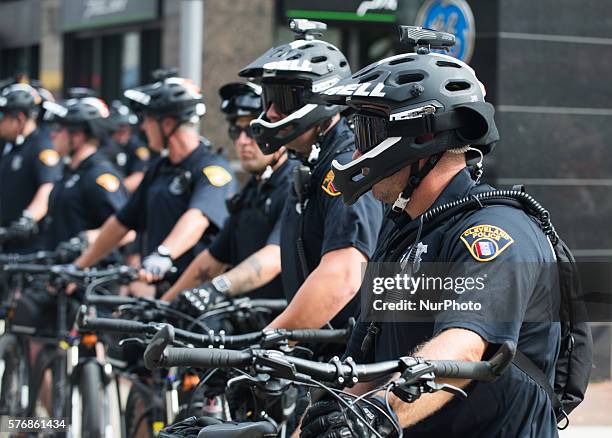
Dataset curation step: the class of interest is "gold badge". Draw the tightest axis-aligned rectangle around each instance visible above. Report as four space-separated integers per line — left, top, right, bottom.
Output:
95 173 120 192
135 146 150 161
321 169 341 197
38 149 60 167
460 225 514 262
203 165 232 187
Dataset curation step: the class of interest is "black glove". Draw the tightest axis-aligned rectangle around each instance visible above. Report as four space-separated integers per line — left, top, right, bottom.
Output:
8 211 38 240
55 232 89 263
159 415 222 438
300 393 398 438
175 282 227 316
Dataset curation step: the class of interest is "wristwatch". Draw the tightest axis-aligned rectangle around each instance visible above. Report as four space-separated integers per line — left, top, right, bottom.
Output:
156 245 172 258
211 275 231 294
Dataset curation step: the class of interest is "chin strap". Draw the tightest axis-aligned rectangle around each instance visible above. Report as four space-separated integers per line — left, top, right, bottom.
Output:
390 153 444 216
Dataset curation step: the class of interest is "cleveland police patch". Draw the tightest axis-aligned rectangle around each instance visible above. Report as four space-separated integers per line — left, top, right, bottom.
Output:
460 224 514 262
321 169 341 197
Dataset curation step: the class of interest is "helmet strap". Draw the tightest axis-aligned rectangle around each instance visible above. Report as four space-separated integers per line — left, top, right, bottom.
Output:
390 153 443 216
467 146 484 183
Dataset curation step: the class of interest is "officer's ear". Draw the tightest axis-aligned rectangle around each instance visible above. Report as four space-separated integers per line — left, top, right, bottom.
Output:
161 116 178 136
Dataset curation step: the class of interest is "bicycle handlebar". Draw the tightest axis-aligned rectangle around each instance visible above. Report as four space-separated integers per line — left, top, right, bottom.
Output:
143 324 516 384
2 263 138 281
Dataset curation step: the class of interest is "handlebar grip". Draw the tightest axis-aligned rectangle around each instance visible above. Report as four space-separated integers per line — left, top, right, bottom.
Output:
289 329 349 344
79 316 149 335
144 324 175 370
431 341 517 381
160 347 252 369
85 295 139 307
248 299 287 311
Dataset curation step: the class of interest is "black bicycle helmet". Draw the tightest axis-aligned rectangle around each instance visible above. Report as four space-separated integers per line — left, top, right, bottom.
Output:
124 76 206 126
43 97 110 139
0 83 42 118
106 100 138 132
319 26 499 208
219 81 262 121
239 19 351 154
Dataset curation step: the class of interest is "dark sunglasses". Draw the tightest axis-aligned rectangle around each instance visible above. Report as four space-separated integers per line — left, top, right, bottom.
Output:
353 105 438 153
262 83 308 115
228 123 256 140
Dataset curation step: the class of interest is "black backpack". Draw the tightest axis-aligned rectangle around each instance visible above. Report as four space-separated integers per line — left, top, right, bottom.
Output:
369 187 593 429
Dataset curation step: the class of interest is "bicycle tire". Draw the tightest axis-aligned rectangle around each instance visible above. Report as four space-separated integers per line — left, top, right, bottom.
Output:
0 334 28 416
125 383 157 438
80 361 104 438
28 345 67 419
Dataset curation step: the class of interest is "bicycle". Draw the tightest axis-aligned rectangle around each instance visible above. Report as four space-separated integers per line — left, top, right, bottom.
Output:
143 324 516 438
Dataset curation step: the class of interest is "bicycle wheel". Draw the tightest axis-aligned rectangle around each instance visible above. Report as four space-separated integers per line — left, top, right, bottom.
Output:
28 344 67 419
0 334 28 416
78 361 104 438
125 383 159 438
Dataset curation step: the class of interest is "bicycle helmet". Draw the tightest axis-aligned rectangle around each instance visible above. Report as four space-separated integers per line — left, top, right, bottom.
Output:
43 97 110 139
219 82 262 121
0 83 42 118
107 100 138 133
319 26 499 208
239 19 351 154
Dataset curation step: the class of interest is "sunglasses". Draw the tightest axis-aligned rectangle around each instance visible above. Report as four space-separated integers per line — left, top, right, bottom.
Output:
228 123 256 140
262 83 308 115
353 105 437 153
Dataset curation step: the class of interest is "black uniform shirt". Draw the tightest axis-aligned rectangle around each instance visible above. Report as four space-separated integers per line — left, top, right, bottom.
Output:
101 135 155 177
345 168 561 438
0 128 62 226
280 118 385 328
42 151 127 250
209 159 296 300
116 141 237 275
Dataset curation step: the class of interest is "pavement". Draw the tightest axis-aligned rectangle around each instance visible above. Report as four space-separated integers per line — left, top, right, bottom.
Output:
558 381 612 437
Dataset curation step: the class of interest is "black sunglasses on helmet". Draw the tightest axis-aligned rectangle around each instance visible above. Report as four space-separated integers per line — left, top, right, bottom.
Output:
261 83 308 115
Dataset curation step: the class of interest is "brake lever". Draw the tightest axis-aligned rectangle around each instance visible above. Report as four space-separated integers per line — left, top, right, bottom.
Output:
426 381 467 399
118 337 146 347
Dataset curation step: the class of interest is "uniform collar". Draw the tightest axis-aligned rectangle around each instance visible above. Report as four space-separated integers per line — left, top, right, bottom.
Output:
391 167 476 229
73 150 105 173
176 140 212 169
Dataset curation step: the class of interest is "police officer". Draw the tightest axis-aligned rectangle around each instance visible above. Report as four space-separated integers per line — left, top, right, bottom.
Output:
75 76 237 292
300 29 561 437
103 100 156 192
239 19 384 331
0 83 62 253
162 81 294 304
41 97 129 251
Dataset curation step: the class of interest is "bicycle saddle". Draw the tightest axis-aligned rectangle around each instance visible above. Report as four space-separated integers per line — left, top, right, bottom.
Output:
197 421 277 438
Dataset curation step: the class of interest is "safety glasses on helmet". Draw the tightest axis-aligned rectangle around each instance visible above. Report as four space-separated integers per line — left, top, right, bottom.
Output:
261 82 308 115
353 105 437 154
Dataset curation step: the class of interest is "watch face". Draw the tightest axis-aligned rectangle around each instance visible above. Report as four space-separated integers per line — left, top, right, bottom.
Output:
212 276 230 293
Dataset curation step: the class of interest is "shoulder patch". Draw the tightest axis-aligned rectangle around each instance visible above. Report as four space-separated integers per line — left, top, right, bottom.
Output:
203 165 232 187
135 146 150 161
321 169 342 197
95 173 121 193
459 225 514 262
38 149 60 167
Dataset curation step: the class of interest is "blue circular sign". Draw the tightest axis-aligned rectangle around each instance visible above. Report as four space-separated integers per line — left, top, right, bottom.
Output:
415 0 475 63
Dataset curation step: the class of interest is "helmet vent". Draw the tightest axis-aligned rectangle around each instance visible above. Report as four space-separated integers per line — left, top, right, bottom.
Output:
436 60 461 68
388 57 414 66
445 81 471 91
287 54 302 60
359 72 381 83
352 66 375 79
298 44 314 50
340 61 347 68
311 55 328 63
327 45 337 51
396 73 424 85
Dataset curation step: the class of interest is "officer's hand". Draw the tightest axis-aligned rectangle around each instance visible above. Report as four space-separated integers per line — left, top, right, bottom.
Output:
55 232 89 263
173 283 227 317
55 263 80 295
8 211 38 241
140 252 174 283
300 393 397 438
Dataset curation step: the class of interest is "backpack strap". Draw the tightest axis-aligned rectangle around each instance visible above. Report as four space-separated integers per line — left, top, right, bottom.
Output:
513 350 566 426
